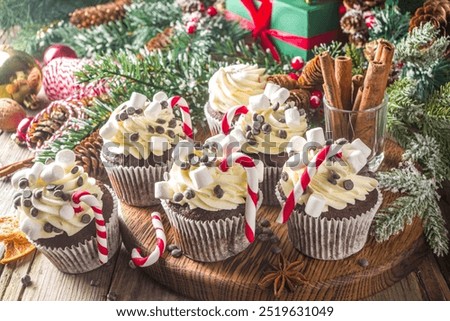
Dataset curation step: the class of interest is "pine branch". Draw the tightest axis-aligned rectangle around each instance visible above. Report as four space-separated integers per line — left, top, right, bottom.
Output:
312 41 344 58
369 0 410 44
344 43 366 75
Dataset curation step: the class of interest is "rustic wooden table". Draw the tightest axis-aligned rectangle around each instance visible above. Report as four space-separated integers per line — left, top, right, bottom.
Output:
0 130 449 301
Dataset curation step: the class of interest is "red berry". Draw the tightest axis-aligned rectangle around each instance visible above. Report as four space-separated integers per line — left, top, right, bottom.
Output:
199 3 205 12
338 4 346 16
290 56 304 71
187 23 197 34
311 90 323 100
310 95 321 109
288 72 299 81
207 6 218 17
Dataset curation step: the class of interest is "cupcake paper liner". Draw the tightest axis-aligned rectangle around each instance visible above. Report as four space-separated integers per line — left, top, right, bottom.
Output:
204 102 222 136
161 192 263 262
276 186 383 260
101 154 170 207
35 185 121 274
261 165 283 206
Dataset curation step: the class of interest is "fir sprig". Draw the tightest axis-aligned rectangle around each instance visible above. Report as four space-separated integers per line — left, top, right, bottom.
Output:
368 0 410 44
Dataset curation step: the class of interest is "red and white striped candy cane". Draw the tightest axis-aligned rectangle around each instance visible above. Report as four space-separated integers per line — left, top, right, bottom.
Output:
219 152 259 243
71 190 108 264
221 105 249 135
130 212 166 267
277 144 343 224
168 96 194 140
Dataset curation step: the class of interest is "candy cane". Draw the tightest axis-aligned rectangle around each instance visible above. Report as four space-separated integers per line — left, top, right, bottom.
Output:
219 152 258 243
130 212 166 267
221 105 249 135
168 96 194 140
277 144 343 224
71 190 108 264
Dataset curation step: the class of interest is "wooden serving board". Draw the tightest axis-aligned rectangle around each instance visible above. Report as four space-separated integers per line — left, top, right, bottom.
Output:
119 139 429 300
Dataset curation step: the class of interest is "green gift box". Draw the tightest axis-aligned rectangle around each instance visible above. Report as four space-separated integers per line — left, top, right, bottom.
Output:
225 0 340 61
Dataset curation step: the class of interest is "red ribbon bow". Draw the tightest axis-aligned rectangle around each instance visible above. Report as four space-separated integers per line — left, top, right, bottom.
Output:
228 0 337 62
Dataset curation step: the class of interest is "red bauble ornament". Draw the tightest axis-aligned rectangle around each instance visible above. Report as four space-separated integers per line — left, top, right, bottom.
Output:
310 95 321 109
207 6 218 17
42 44 77 66
311 90 323 100
338 4 347 16
288 72 299 81
290 56 304 71
187 23 197 34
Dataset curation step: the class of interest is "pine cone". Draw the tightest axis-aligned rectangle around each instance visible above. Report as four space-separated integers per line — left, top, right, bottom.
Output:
267 74 300 90
287 89 311 110
298 56 323 89
349 31 369 48
146 27 173 52
343 0 367 11
69 0 132 29
341 10 366 34
363 0 386 8
176 0 204 13
74 130 109 184
409 0 450 37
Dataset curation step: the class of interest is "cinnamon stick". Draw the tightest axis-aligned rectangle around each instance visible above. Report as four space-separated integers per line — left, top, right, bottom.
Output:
335 56 353 110
379 41 395 87
351 74 364 106
319 52 342 109
0 157 34 178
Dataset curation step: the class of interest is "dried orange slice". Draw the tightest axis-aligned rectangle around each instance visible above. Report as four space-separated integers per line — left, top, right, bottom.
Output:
0 216 35 264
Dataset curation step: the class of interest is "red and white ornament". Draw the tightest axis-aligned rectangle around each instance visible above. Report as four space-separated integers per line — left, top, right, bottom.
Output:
15 116 33 145
339 4 347 16
42 44 77 66
207 6 218 17
186 22 197 34
290 56 304 71
309 95 321 109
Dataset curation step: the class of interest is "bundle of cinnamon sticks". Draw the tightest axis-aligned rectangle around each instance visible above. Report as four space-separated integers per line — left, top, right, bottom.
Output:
320 39 394 147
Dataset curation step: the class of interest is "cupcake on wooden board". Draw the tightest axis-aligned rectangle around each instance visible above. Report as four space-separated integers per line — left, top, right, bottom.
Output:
205 64 267 135
155 138 263 262
221 82 308 205
12 149 120 274
276 129 382 260
100 91 193 207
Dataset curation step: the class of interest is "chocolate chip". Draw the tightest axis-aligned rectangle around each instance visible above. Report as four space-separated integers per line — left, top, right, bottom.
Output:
343 179 354 190
261 123 272 134
167 244 179 252
331 171 340 180
185 189 195 200
245 131 254 140
271 246 282 254
194 142 203 150
115 114 121 122
147 125 155 133
14 197 21 208
30 207 38 217
256 114 265 123
336 138 348 145
252 128 261 136
168 119 177 128
260 219 271 227
155 126 165 134
61 193 70 201
18 178 29 189
23 190 32 198
252 113 259 122
171 249 182 258
21 275 31 287
135 108 143 115
156 118 166 124
77 177 84 187
43 223 53 233
213 185 224 198
33 190 42 199
161 101 168 108
358 258 369 267
245 125 252 132
200 155 209 163
81 214 91 224
23 199 32 207
107 292 118 301
90 279 100 287
126 107 135 115
71 166 79 174
278 130 287 139
180 162 190 170
253 121 262 130
247 139 257 146
46 184 56 191
262 227 273 236
327 177 337 185
298 108 306 116
130 133 139 142
167 130 175 138
173 192 184 202
278 117 286 123
52 226 62 233
272 102 280 111
119 112 128 121
325 139 333 146
53 190 64 198
163 172 170 181
281 171 289 181
270 235 280 244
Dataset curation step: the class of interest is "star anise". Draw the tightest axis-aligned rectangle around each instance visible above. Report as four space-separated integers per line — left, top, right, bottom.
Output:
258 255 307 298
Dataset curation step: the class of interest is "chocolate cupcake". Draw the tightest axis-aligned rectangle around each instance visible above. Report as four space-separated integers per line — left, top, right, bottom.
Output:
276 132 382 260
155 140 263 262
100 91 189 207
205 64 267 135
12 149 120 274
228 82 308 205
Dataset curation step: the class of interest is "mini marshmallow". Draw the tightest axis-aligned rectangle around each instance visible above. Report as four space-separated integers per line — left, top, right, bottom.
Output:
285 108 301 129
55 149 76 166
153 91 169 102
129 92 147 109
221 135 239 157
172 140 194 161
20 218 42 240
205 133 226 146
27 162 44 185
286 136 307 154
264 82 280 98
248 94 270 112
59 204 75 220
154 181 174 199
150 136 169 152
285 154 307 171
229 128 246 147
255 160 264 182
189 166 214 190
305 193 326 218
99 122 118 140
306 127 326 146
351 138 372 159
270 87 290 105
346 150 367 173
144 101 162 119
40 163 65 183
11 168 29 189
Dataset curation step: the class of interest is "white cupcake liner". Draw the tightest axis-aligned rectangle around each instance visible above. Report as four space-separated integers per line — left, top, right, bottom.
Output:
101 154 170 207
204 102 222 136
262 165 283 206
35 185 121 274
161 191 263 262
276 186 383 260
